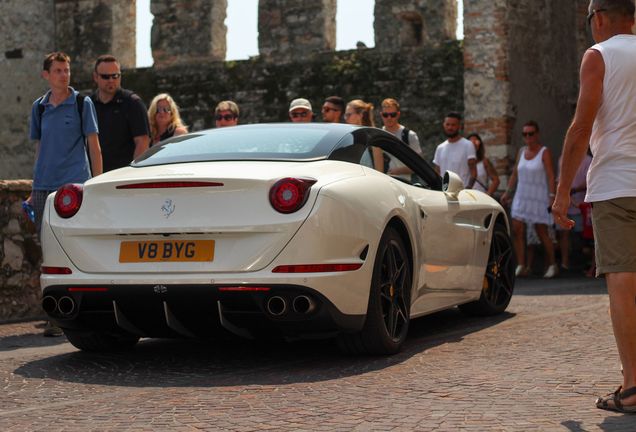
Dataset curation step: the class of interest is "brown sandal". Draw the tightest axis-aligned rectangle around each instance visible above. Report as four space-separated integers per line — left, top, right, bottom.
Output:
596 386 636 413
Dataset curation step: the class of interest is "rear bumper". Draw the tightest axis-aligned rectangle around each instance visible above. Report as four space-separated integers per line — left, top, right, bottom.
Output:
42 284 366 341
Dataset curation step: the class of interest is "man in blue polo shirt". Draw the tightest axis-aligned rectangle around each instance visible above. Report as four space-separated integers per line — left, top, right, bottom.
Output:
28 51 103 337
29 52 102 235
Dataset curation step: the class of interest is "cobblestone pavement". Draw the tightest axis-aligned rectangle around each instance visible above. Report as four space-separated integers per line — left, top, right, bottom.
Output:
1 276 633 431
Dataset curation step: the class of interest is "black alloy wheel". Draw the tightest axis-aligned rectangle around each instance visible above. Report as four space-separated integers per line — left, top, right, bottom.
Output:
337 226 412 355
378 232 411 342
459 223 515 316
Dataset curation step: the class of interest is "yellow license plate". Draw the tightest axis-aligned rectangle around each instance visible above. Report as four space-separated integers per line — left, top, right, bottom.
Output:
119 240 215 263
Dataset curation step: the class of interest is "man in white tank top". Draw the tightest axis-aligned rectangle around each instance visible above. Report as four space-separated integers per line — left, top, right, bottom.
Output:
553 0 636 413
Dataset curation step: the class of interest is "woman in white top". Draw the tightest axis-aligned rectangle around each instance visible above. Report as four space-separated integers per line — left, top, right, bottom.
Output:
501 121 558 278
467 133 500 196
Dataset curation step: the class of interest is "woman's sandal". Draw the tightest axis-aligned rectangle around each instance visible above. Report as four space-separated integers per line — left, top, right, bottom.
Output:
596 386 636 413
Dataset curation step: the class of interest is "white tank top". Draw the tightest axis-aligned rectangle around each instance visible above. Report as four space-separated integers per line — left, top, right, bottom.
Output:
587 35 636 202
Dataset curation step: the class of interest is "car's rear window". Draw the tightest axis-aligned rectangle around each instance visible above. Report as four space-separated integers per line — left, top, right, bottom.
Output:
133 125 349 167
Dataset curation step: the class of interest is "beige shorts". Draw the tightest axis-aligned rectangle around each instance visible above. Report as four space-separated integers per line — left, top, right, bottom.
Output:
592 197 636 276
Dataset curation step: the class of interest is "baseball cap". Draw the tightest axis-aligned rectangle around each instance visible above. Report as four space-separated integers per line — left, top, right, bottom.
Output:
289 98 312 112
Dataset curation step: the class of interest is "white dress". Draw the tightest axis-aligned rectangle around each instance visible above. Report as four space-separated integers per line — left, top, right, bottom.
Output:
473 160 488 193
511 146 552 225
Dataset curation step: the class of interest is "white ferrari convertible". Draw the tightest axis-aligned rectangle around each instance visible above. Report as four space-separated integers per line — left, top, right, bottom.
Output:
40 123 514 354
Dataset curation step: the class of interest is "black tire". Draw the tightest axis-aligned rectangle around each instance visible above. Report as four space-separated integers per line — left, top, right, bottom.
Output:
338 227 412 355
63 328 140 352
459 222 515 316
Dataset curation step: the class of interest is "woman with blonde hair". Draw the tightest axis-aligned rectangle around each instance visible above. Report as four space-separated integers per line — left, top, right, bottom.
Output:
345 99 383 171
345 99 376 127
148 93 188 145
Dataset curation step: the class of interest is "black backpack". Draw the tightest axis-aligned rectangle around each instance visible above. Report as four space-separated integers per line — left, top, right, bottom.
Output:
401 127 410 145
382 128 410 172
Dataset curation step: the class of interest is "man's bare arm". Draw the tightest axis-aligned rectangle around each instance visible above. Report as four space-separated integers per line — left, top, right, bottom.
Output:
86 133 103 176
133 134 150 160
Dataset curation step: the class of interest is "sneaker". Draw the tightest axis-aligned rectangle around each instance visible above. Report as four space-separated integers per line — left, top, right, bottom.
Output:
543 264 558 279
515 265 528 277
43 321 63 337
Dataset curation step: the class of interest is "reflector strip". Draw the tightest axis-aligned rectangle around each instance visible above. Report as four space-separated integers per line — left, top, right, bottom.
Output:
218 287 271 292
41 266 72 274
116 181 224 189
272 263 362 273
68 287 109 292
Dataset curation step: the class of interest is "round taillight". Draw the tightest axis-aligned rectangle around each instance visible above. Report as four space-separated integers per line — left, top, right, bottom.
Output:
269 177 317 214
54 183 83 218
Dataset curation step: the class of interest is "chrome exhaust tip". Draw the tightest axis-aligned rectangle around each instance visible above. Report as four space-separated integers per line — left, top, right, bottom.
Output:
292 295 315 314
57 296 76 316
266 296 287 316
42 296 58 314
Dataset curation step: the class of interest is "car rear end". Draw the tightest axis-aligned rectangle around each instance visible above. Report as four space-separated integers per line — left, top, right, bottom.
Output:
40 158 376 342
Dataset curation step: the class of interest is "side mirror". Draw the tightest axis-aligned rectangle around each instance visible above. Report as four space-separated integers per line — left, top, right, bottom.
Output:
443 171 464 196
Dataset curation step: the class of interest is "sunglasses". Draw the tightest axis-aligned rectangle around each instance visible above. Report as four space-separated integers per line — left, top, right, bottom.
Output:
586 8 606 25
156 107 171 114
522 131 536 137
322 107 340 113
344 112 358 119
215 114 237 121
381 112 398 118
98 73 121 80
291 111 309 118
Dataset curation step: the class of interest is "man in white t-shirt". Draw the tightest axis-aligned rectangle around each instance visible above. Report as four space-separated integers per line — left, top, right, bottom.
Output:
379 98 422 180
433 112 477 187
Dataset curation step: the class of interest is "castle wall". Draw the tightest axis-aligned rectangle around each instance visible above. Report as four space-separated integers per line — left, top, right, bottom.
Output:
0 0 56 180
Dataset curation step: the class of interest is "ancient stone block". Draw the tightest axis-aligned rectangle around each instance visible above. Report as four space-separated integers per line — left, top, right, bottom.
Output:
151 0 227 68
2 238 24 271
374 0 457 50
258 0 336 62
54 0 136 77
3 219 21 236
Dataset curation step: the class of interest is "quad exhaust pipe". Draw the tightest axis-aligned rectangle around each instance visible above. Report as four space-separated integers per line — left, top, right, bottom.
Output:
292 295 315 314
41 295 76 316
266 296 287 316
266 295 316 317
57 296 76 316
42 296 58 314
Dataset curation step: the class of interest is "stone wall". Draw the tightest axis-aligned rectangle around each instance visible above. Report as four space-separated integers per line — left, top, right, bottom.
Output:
0 181 43 322
0 0 55 181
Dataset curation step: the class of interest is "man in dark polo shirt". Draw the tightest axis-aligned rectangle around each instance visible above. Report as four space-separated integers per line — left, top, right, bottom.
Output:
91 55 150 172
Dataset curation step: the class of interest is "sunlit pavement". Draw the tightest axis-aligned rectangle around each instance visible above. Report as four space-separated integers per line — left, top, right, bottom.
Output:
1 276 632 431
